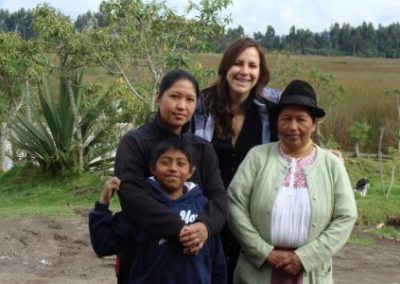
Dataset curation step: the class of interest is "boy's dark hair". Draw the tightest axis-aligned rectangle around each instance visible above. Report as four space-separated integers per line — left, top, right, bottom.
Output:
149 137 194 170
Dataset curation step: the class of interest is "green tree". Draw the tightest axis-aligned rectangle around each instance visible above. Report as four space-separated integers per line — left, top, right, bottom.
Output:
0 8 35 39
5 0 232 173
339 23 352 55
214 25 245 52
0 32 42 171
329 23 341 52
284 25 297 52
31 4 102 170
254 25 280 51
349 27 361 56
347 121 371 157
4 4 126 173
358 22 377 57
313 31 331 55
296 28 314 54
74 11 108 31
95 0 231 113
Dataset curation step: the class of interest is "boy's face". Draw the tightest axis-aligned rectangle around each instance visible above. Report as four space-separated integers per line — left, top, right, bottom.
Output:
151 149 194 198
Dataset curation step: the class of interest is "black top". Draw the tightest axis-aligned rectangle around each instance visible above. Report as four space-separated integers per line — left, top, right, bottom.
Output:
212 95 263 187
114 115 227 239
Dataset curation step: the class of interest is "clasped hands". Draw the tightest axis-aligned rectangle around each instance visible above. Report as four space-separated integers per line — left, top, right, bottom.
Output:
266 249 302 275
179 222 208 255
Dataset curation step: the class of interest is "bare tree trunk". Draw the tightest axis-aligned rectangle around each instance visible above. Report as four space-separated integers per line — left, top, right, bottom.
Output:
146 54 162 113
354 142 360 157
66 79 83 171
397 95 400 155
24 80 32 123
378 127 386 196
0 122 7 171
386 163 396 200
3 93 27 169
112 58 146 103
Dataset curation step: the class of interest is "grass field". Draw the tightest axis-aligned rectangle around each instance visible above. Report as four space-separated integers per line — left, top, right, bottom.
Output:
0 165 120 217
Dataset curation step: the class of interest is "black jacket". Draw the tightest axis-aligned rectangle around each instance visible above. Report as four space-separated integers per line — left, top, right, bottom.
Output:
114 115 227 239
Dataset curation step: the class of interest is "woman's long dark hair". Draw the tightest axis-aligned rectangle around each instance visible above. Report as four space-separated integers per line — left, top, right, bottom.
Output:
205 38 270 140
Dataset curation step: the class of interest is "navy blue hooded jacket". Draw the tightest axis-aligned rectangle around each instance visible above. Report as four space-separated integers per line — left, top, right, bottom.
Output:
89 177 227 284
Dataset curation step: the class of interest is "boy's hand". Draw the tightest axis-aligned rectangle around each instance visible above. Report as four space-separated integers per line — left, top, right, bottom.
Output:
99 177 121 205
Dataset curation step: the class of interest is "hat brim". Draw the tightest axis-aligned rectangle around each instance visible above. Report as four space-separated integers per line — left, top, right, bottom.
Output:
278 99 326 118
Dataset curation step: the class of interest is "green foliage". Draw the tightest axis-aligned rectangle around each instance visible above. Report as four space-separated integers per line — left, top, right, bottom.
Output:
321 135 341 149
10 74 116 174
240 21 400 58
347 121 371 143
74 11 108 31
213 25 244 52
32 4 96 70
0 32 41 116
0 8 35 39
95 0 231 113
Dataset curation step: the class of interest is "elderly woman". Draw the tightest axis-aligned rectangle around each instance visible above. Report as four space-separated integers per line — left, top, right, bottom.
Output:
227 80 357 284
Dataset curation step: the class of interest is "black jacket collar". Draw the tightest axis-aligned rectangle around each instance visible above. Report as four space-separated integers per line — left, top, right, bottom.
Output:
154 113 192 138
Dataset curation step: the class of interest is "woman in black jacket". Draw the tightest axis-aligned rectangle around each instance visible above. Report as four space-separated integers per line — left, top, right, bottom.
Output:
112 69 227 282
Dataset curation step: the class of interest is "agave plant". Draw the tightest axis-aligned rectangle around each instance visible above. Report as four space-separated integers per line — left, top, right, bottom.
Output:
10 73 115 174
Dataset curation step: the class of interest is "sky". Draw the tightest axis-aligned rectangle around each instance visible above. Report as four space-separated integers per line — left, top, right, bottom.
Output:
1 0 399 36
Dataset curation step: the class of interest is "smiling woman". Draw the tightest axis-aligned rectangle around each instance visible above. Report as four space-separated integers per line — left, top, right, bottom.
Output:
192 37 280 283
226 46 261 100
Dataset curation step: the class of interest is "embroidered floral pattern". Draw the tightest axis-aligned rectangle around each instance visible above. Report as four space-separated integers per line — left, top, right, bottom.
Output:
279 146 316 188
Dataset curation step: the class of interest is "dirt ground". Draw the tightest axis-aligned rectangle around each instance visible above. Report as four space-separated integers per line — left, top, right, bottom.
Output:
0 216 399 284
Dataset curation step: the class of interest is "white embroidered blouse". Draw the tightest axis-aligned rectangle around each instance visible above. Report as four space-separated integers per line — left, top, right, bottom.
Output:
271 146 316 248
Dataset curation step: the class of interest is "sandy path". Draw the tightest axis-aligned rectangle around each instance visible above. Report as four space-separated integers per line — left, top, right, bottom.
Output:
0 217 399 283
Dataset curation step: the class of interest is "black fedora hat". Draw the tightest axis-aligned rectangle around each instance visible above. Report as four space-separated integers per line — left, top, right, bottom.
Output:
278 79 326 118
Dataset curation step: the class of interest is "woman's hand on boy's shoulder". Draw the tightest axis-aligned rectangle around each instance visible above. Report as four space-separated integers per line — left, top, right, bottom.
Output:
327 149 344 161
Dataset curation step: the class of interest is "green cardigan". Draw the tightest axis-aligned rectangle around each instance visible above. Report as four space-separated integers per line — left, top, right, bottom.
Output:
227 142 357 284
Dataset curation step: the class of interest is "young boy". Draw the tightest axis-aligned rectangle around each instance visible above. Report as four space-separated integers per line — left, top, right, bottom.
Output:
89 137 227 284
89 176 133 284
